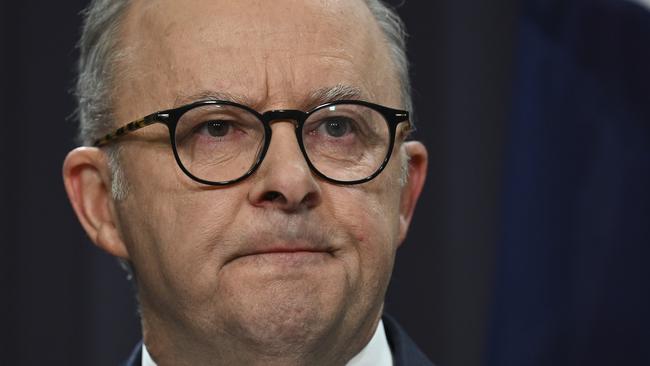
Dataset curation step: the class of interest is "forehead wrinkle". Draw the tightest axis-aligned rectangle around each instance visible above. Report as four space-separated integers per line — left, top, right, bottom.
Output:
169 84 370 112
118 0 395 115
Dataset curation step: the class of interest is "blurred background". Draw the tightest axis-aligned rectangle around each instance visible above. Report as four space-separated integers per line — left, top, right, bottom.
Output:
1 0 648 365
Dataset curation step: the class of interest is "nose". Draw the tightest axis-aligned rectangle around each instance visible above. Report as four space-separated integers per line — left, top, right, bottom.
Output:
248 121 322 212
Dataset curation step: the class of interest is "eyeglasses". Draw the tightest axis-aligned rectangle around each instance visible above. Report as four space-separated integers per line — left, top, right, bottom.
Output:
95 99 411 185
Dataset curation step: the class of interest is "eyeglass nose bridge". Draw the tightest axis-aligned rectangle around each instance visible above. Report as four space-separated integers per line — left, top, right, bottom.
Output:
260 110 308 127
255 109 331 187
256 109 312 169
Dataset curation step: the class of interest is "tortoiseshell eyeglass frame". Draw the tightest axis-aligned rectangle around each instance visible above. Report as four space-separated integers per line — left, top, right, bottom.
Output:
94 99 413 186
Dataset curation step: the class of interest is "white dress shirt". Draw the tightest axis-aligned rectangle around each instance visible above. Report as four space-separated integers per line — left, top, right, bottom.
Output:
142 319 393 366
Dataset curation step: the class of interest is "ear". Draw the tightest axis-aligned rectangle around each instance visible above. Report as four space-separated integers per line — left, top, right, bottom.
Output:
63 147 130 259
398 141 428 245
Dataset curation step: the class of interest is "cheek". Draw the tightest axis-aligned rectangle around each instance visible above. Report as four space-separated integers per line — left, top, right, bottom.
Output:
118 153 247 309
323 182 401 286
120 192 248 328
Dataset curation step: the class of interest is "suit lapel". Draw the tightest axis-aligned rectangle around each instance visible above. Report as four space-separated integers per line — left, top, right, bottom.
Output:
122 340 143 366
383 314 435 366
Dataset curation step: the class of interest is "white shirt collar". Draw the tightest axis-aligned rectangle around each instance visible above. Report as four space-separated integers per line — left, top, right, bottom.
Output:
346 319 394 366
142 342 156 366
142 319 393 366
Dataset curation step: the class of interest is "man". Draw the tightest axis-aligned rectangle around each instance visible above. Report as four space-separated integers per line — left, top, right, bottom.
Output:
63 0 430 364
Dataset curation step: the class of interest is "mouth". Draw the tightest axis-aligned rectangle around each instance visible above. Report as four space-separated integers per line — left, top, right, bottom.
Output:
227 244 335 266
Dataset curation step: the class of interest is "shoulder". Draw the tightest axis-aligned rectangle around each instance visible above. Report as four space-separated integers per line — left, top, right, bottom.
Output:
383 314 435 366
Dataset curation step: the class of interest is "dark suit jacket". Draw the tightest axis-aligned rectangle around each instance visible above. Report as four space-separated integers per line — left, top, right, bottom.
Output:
122 314 433 366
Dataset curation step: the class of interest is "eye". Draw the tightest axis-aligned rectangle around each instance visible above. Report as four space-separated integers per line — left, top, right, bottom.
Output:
320 117 354 138
200 120 232 137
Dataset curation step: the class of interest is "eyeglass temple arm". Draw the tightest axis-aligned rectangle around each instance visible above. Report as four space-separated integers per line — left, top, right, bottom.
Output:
393 111 415 139
93 115 158 147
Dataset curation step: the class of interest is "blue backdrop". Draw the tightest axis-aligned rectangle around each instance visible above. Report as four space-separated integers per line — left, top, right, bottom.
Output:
489 0 650 365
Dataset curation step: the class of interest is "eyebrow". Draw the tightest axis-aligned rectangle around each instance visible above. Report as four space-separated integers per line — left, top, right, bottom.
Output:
173 84 367 110
307 84 366 107
173 90 251 108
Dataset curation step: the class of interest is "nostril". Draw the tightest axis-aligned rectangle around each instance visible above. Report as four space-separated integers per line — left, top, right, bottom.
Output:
263 191 283 201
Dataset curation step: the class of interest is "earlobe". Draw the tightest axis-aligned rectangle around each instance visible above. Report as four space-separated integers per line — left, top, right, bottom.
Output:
62 147 130 259
398 141 428 244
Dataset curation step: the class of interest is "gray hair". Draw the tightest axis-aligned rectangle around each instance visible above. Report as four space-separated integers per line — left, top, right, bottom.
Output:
364 0 413 114
76 0 131 146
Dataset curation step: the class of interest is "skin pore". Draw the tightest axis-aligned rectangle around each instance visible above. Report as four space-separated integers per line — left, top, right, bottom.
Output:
63 0 427 365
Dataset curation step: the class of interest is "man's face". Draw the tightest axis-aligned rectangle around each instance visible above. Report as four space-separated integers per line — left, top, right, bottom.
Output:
100 0 423 362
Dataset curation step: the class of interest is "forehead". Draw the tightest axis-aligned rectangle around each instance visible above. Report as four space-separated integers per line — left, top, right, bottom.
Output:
114 0 399 118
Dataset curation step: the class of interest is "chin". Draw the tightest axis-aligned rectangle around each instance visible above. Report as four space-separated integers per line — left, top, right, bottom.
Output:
218 265 351 352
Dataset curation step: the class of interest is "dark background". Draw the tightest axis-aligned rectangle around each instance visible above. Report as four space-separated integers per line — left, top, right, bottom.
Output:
1 1 648 365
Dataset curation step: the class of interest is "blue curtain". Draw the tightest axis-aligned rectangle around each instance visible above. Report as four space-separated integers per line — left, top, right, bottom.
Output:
488 0 650 365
